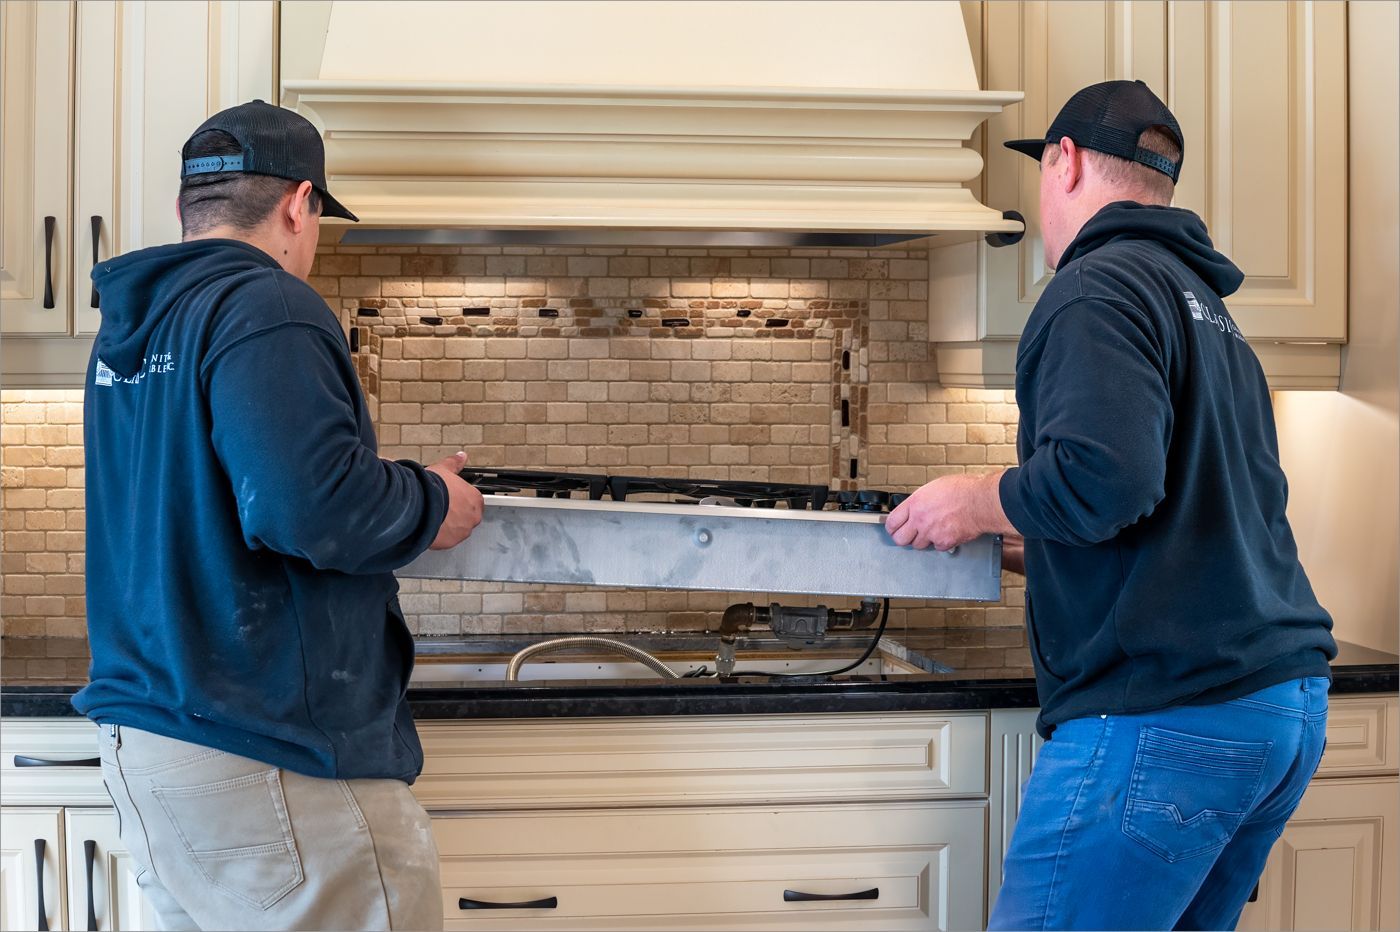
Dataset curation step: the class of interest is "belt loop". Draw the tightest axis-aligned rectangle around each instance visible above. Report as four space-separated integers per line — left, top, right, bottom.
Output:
109 724 121 749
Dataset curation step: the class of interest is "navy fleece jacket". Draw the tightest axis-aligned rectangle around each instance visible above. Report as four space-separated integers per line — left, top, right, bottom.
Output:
73 239 448 782
998 202 1335 737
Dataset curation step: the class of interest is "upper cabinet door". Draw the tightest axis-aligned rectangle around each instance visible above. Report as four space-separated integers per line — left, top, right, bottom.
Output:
957 1 1169 342
1168 1 1347 342
116 1 277 254
73 1 120 337
1 0 74 335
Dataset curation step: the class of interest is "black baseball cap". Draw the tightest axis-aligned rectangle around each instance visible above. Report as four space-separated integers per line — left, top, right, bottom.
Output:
180 100 358 221
1004 80 1184 183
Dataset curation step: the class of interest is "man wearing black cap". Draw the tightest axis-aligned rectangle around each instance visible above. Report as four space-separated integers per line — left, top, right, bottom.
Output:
886 81 1335 928
75 100 482 929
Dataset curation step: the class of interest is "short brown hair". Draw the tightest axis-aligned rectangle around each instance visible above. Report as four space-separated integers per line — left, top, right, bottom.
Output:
178 130 322 236
1044 126 1180 204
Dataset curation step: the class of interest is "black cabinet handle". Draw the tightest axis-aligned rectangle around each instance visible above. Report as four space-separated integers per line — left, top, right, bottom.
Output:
90 216 102 308
34 838 49 931
783 887 879 903
84 839 98 931
458 896 558 910
14 755 102 768
1248 882 1260 903
984 210 1026 248
43 216 56 309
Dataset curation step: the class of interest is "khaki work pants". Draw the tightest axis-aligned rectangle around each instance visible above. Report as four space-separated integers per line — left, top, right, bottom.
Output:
98 724 443 931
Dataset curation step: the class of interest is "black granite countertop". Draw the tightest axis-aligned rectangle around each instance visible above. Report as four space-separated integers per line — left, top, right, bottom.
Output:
3 641 1394 720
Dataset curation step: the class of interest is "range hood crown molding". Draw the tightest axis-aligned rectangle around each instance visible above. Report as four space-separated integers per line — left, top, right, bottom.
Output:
282 4 1024 239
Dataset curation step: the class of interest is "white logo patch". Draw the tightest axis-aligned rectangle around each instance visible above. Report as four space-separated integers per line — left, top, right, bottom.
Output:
95 360 114 386
1184 291 1246 342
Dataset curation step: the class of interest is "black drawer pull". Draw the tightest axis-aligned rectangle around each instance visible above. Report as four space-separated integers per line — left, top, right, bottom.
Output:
784 887 879 903
34 838 49 931
43 216 56 309
1248 882 1260 903
14 755 102 768
90 216 102 308
84 839 98 931
458 896 558 910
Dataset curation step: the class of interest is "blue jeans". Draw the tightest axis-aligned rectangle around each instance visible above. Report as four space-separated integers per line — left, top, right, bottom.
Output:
989 676 1329 931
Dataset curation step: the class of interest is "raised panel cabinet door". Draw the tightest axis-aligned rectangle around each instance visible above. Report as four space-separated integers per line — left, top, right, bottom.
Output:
115 1 273 256
62 809 159 932
968 0 1169 340
0 807 66 932
1167 0 1347 342
72 0 120 337
1238 778 1399 931
0 0 74 335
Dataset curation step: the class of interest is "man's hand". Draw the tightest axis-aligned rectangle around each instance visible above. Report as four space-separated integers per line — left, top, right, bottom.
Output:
885 471 1017 552
426 452 484 550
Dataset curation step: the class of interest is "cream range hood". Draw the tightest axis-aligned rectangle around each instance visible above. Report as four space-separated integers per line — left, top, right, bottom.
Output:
280 1 1024 246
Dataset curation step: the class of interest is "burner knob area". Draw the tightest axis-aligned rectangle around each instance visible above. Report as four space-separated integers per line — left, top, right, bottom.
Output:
836 490 904 513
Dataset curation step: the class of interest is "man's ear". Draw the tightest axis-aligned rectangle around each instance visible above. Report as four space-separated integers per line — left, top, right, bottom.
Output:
287 181 315 235
1059 137 1083 193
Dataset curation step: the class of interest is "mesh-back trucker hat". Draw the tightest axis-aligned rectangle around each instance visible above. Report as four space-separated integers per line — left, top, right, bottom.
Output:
180 99 358 221
1004 80 1184 182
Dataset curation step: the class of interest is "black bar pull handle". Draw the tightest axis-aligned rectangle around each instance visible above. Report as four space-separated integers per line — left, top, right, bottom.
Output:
458 896 559 910
783 887 879 903
34 838 49 931
1248 882 1260 903
85 839 98 931
984 210 1026 248
90 216 102 308
14 755 102 768
43 216 56 309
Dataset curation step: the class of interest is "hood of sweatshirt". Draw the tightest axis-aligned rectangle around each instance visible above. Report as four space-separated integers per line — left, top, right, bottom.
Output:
91 239 280 377
1058 201 1245 298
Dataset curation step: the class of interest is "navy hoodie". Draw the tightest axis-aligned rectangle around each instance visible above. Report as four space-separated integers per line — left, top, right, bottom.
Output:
998 202 1335 737
73 239 448 782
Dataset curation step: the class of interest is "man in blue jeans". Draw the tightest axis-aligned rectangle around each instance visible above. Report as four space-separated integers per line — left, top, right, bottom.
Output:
885 81 1336 929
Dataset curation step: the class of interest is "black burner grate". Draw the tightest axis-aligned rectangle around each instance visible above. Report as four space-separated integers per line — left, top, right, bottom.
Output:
456 468 915 512
458 468 608 500
607 475 829 510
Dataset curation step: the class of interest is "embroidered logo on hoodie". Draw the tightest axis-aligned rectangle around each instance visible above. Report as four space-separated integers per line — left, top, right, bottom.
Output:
1184 291 1245 342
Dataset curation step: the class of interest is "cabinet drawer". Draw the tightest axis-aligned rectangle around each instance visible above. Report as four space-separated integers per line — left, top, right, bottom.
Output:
415 712 988 810
1318 697 1398 777
434 801 986 930
0 720 106 806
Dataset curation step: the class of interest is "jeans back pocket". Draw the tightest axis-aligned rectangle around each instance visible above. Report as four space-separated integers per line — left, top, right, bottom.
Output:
152 769 304 909
1122 726 1272 863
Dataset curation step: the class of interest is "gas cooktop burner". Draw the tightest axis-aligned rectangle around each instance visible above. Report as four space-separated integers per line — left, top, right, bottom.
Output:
834 490 911 513
458 468 912 512
458 468 608 500
606 475 829 511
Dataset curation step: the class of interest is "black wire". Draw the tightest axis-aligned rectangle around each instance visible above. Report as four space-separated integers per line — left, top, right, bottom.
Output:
727 598 890 678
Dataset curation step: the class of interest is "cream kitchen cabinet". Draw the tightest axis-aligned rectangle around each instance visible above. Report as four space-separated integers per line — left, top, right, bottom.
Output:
0 721 157 932
932 0 1348 390
416 712 990 931
989 695 1400 931
0 0 276 387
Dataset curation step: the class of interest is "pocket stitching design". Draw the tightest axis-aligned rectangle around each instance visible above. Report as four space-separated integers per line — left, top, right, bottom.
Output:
151 769 304 910
1122 727 1273 863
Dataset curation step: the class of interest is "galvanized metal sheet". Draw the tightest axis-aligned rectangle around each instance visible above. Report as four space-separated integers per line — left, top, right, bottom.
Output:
398 497 1002 601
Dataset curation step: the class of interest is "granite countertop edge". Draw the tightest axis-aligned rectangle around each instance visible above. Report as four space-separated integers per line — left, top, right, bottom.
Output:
4 657 1395 720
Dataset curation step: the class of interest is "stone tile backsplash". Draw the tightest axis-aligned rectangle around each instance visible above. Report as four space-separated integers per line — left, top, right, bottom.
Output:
2 245 1027 681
